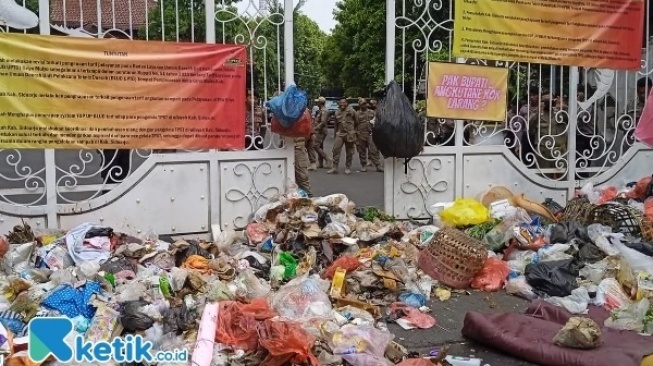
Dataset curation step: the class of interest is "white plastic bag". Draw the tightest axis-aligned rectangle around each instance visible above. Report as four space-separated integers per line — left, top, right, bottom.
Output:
580 182 600 204
535 244 574 263
545 287 591 314
505 275 537 300
312 194 351 212
594 278 632 310
587 224 620 256
65 222 111 265
612 236 653 275
604 298 650 332
270 275 332 321
506 250 536 274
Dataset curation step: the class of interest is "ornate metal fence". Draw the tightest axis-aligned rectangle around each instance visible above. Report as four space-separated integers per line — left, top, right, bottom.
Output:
384 0 653 219
0 0 295 236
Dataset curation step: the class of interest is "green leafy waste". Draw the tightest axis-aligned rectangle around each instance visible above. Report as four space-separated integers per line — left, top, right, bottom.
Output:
363 207 396 222
465 219 502 240
645 307 653 328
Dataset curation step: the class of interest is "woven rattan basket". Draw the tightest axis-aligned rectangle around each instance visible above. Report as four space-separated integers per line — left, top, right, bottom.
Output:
563 197 596 224
589 203 642 235
641 216 653 242
479 186 514 207
418 227 487 289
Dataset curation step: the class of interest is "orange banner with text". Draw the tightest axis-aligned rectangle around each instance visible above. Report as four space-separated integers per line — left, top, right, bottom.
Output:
0 33 246 149
453 0 644 70
427 62 508 122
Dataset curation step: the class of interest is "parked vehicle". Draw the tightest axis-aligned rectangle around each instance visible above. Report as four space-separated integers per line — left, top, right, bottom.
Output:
325 98 339 127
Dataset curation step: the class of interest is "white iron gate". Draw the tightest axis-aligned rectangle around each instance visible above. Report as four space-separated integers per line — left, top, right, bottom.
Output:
0 0 295 236
384 0 653 219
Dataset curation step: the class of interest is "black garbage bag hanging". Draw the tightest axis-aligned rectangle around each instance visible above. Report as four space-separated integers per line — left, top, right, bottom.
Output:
372 81 424 172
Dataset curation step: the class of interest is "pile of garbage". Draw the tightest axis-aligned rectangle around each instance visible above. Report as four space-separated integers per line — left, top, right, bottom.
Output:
443 178 653 337
0 174 652 366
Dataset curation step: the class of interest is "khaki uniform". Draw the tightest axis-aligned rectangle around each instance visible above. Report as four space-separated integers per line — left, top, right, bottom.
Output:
356 109 382 170
369 107 384 163
306 136 316 164
294 136 311 195
312 106 329 166
332 107 358 170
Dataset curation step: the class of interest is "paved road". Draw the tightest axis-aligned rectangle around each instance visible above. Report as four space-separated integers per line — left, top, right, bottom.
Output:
312 132 536 365
309 130 385 207
2 133 536 365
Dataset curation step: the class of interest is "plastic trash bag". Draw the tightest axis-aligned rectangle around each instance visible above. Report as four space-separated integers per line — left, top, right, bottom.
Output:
327 324 394 366
1 242 35 274
612 235 653 275
65 222 112 265
439 199 490 227
231 270 271 301
549 222 589 244
271 109 313 138
578 242 606 264
259 319 319 366
604 298 650 332
579 257 618 284
505 275 538 300
471 257 510 292
323 256 360 279
545 287 591 314
624 240 653 257
587 224 620 256
533 244 574 263
278 252 298 280
627 175 652 200
216 299 277 351
597 186 619 205
266 83 308 127
483 208 532 251
398 292 427 308
388 302 436 330
270 275 332 321
525 259 579 297
120 300 155 332
372 81 424 160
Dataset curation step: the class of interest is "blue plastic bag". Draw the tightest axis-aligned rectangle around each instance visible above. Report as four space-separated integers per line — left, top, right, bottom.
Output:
266 84 308 127
398 292 427 308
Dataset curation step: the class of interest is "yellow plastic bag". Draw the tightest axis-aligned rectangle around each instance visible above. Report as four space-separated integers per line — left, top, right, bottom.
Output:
439 199 490 227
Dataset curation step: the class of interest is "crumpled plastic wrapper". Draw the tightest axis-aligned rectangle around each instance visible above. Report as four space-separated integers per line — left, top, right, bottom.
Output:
120 300 155 332
2 243 35 275
553 317 602 349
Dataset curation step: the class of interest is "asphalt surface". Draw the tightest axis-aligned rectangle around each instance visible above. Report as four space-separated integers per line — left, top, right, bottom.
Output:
308 130 385 207
1 132 539 365
312 132 539 366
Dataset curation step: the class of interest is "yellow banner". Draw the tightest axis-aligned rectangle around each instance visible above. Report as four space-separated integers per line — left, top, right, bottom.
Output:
0 33 247 149
426 62 508 122
453 0 644 70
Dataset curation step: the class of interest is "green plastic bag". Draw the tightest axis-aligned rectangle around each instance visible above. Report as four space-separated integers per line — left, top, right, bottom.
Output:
159 276 172 297
104 272 115 287
439 198 490 227
279 252 298 280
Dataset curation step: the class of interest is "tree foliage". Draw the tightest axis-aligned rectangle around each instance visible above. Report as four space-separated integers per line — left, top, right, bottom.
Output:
139 0 325 98
322 0 450 98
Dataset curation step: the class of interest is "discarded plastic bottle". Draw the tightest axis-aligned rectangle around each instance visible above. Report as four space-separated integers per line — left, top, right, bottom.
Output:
444 356 482 366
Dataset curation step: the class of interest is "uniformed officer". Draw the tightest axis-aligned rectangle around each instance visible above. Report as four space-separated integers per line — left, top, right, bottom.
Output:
309 97 332 170
356 99 383 172
327 98 358 174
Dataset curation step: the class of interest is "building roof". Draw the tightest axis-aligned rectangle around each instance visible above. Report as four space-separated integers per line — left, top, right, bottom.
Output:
50 0 158 30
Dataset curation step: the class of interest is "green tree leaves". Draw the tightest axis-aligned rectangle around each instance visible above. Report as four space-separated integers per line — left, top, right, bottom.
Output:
139 0 326 98
321 0 451 98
